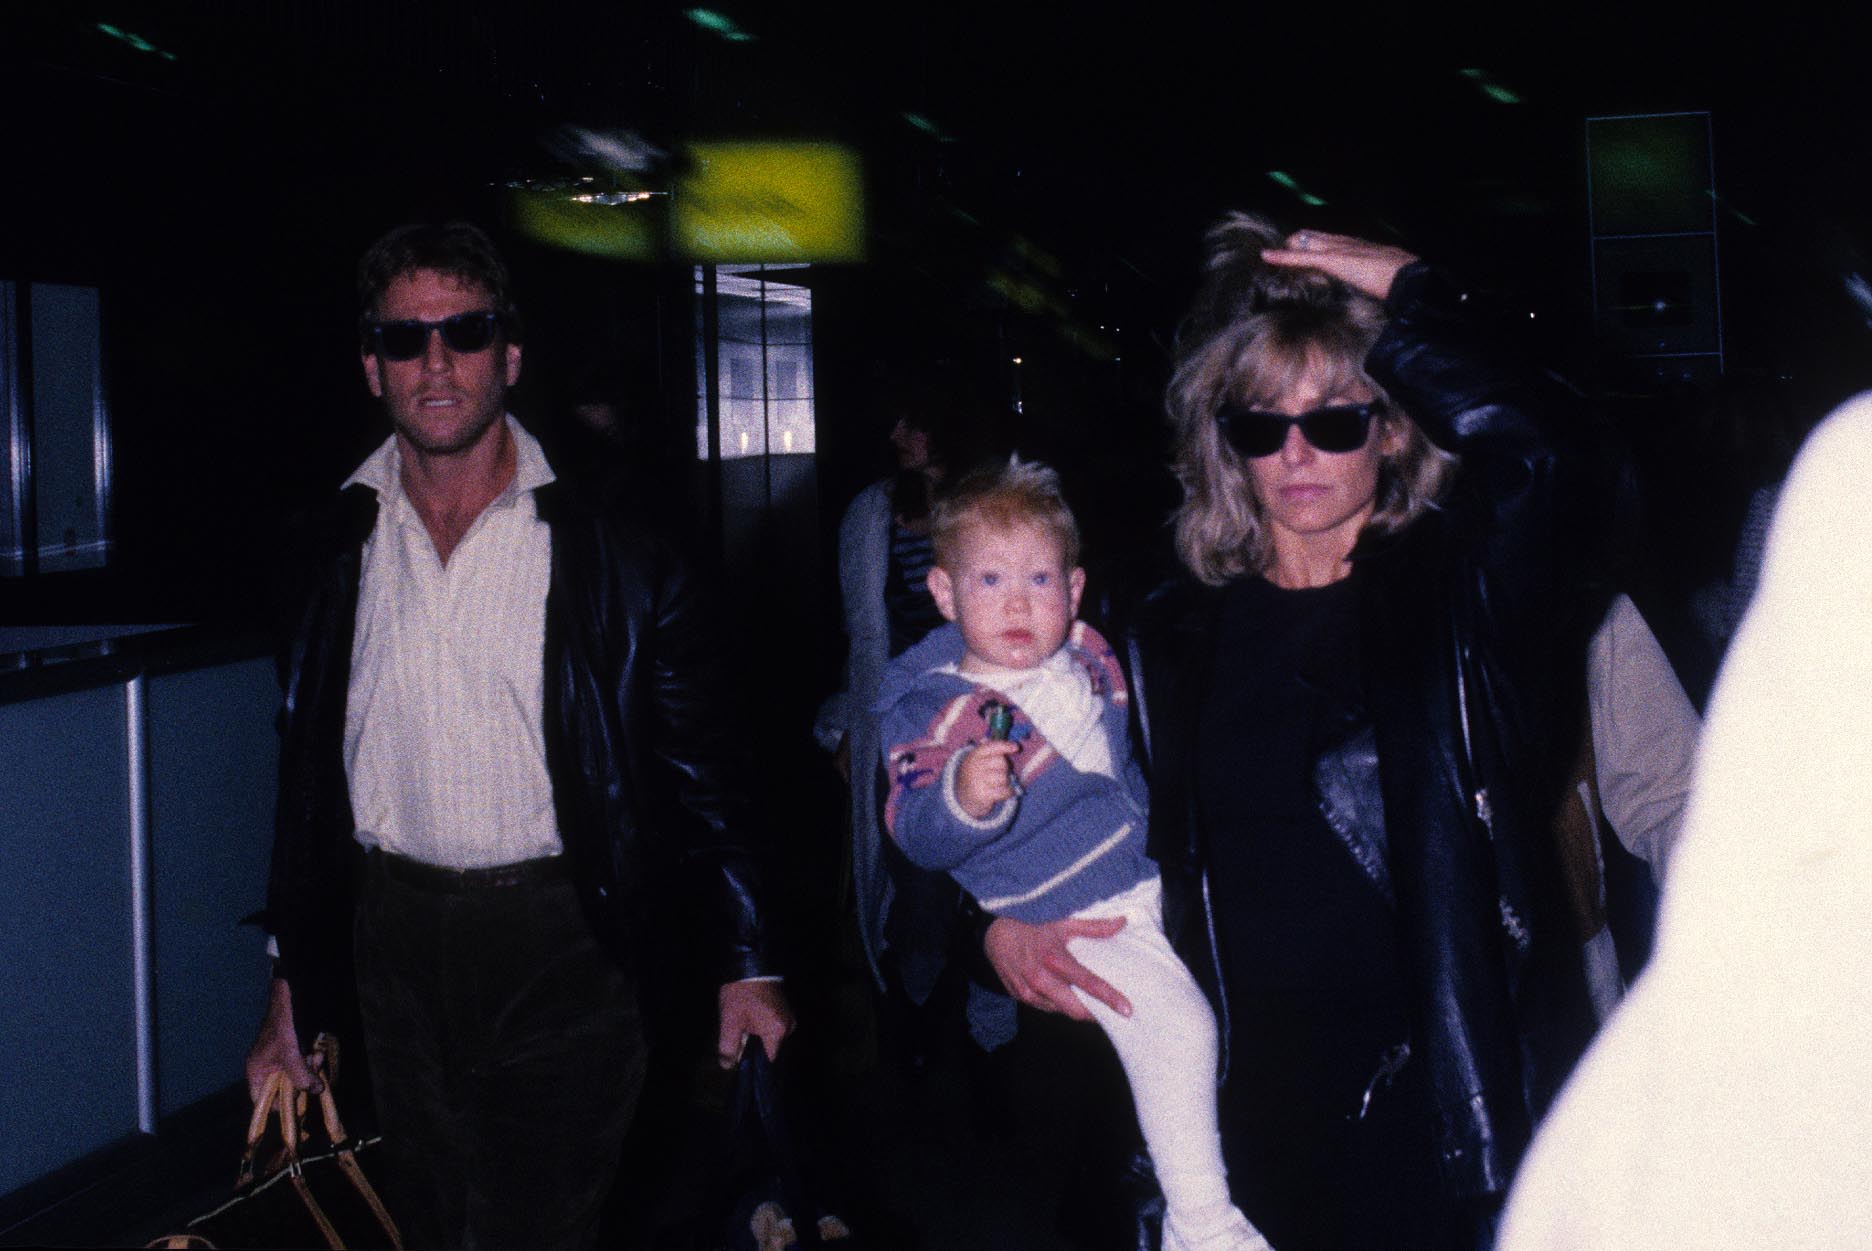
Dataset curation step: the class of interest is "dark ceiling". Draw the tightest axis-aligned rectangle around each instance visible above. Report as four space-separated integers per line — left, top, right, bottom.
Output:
9 1 1871 382
13 7 1869 267
5 1 1869 623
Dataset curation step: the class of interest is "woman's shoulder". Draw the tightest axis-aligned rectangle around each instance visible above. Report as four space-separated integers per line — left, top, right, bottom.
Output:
1123 572 1225 644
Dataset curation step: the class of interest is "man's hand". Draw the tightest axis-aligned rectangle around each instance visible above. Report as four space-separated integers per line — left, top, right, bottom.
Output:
832 733 852 785
956 741 1020 819
985 914 1131 1021
1261 229 1419 302
717 979 795 1068
244 977 322 1104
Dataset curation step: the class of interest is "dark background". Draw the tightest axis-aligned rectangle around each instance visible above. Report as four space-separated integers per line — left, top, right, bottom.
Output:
6 1 1872 629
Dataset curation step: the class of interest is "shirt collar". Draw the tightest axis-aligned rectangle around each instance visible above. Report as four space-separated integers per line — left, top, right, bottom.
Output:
342 414 557 512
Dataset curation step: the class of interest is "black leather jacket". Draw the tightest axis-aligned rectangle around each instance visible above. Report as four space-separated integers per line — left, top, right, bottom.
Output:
1131 263 1602 1202
266 463 775 1052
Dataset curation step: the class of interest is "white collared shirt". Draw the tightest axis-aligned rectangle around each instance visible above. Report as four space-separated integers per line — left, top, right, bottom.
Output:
342 415 562 869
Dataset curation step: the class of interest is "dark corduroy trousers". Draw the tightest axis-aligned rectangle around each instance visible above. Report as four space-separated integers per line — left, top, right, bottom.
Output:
353 852 647 1251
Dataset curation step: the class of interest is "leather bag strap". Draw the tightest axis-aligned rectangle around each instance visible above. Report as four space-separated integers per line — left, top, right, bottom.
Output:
334 1149 405 1249
239 1072 301 1187
310 1033 405 1250
239 1063 345 1249
290 1170 346 1251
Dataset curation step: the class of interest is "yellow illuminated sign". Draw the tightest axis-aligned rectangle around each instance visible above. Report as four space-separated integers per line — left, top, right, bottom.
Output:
675 142 864 263
508 188 662 260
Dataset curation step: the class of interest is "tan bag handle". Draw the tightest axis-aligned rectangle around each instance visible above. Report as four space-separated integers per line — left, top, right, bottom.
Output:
225 1071 339 1248
238 1070 302 1187
228 1034 404 1250
236 1033 341 1182
306 1034 403 1248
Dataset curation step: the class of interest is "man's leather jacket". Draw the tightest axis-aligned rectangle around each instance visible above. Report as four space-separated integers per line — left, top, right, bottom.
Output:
1130 263 1605 1205
266 464 775 1052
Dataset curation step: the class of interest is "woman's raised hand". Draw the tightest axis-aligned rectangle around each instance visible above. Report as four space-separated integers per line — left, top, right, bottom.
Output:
1262 229 1419 302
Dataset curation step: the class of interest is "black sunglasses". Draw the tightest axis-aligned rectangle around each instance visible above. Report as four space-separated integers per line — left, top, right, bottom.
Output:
368 311 503 361
1215 402 1378 458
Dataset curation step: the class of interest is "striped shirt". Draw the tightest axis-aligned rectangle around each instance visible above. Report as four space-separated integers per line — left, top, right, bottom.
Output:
341 416 562 870
884 520 944 657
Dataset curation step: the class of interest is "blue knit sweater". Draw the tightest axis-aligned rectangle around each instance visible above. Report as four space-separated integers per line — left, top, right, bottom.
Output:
876 621 1155 924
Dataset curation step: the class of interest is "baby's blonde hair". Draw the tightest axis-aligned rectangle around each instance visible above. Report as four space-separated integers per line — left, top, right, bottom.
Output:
931 454 1081 570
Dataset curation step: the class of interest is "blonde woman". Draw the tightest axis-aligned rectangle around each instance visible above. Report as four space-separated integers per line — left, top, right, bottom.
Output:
988 215 1602 1250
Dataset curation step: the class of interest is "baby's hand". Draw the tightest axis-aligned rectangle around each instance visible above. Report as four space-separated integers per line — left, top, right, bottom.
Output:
956 740 1021 819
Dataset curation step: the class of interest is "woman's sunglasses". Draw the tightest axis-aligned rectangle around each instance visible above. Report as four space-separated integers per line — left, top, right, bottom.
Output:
1215 402 1378 458
367 311 503 361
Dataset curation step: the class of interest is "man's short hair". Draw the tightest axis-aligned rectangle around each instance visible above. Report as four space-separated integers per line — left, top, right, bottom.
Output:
356 221 523 347
931 453 1081 570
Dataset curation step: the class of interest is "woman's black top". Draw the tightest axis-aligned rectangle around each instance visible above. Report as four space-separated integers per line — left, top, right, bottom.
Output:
1198 573 1404 993
1197 573 1440 1246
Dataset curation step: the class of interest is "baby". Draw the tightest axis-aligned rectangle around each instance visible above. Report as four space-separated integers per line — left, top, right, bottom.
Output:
877 455 1268 1251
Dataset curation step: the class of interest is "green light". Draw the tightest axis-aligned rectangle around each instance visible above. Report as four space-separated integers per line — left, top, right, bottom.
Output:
97 21 177 60
1267 171 1326 207
1707 190 1758 227
1460 67 1519 105
685 8 754 40
902 113 955 142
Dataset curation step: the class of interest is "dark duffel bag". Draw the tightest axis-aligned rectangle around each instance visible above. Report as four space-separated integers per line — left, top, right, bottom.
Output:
716 1048 858 1251
148 1035 403 1250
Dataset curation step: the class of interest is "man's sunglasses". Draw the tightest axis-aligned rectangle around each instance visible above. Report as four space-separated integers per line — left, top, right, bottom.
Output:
1215 402 1378 458
367 311 503 361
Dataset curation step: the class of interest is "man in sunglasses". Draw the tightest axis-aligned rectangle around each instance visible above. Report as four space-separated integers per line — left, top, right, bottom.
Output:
245 220 791 1250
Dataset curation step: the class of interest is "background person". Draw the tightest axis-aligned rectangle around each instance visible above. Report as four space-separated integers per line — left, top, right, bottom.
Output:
548 355 692 524
814 378 1020 1099
1555 591 1700 1022
987 214 1603 1250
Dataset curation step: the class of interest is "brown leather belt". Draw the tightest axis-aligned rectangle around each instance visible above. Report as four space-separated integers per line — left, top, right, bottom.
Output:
370 847 568 893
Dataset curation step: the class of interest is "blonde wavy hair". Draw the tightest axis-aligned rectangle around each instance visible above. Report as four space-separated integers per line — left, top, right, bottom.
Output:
1166 212 1458 585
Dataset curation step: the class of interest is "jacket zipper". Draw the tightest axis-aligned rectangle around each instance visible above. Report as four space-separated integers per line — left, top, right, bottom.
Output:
1452 634 1496 840
1201 869 1231 1085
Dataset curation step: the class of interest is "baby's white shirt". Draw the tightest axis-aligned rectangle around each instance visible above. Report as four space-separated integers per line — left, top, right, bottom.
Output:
942 644 1115 779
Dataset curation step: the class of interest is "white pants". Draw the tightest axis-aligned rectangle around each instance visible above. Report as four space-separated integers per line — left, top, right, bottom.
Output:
1068 876 1270 1251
